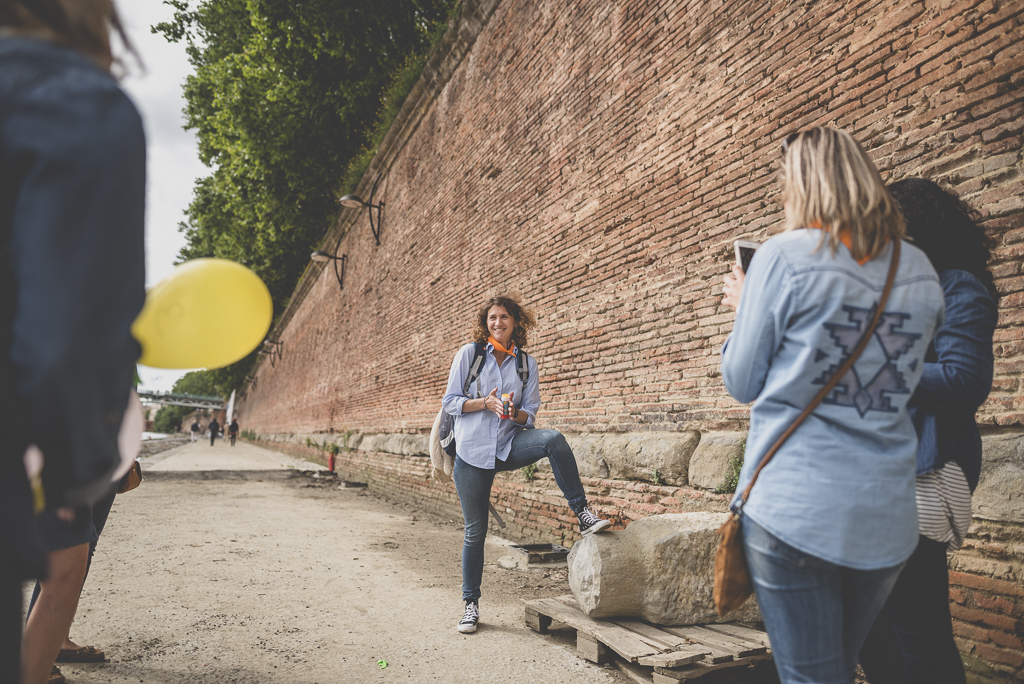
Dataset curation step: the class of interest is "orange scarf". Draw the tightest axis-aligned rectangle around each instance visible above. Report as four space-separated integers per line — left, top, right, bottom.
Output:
808 222 877 266
488 336 516 357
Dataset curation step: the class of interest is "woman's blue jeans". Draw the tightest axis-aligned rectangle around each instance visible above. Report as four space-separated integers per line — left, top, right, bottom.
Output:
453 429 587 602
743 516 904 684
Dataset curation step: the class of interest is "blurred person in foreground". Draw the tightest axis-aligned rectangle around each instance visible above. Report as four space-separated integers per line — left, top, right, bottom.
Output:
858 179 998 684
720 127 944 684
0 0 145 682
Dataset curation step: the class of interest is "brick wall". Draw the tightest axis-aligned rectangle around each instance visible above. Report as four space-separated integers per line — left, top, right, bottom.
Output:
950 520 1024 681
239 0 1023 436
237 0 1024 678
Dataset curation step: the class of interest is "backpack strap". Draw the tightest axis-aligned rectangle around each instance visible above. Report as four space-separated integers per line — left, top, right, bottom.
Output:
515 348 530 387
462 342 487 397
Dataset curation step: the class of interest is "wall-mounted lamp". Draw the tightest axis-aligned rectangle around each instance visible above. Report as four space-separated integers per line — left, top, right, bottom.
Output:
310 247 347 291
338 172 384 245
258 338 283 367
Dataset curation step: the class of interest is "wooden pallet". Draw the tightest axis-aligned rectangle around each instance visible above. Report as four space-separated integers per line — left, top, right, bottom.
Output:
525 595 771 682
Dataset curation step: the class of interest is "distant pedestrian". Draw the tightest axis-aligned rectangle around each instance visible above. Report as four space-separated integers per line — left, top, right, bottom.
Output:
208 418 220 446
228 419 239 447
190 420 200 442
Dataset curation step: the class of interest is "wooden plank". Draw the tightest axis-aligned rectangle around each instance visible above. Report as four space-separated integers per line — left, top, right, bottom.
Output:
654 653 772 680
636 645 712 668
610 619 689 651
577 633 614 664
702 623 771 649
658 626 734 663
526 598 660 662
525 608 551 634
617 658 655 684
663 624 767 658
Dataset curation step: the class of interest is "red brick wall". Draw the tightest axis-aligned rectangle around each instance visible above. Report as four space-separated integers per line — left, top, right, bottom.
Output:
239 0 1023 436
950 521 1024 681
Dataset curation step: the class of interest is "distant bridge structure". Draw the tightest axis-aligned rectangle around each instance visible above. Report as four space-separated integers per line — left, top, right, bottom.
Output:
137 391 225 409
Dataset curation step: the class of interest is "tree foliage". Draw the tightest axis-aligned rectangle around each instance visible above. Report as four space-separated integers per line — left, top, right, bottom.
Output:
151 370 222 433
154 0 456 393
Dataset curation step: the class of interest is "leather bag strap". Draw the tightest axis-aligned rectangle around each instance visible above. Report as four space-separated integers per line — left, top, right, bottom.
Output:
738 239 902 506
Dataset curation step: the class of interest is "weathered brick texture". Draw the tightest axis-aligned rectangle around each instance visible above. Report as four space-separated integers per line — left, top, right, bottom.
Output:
949 520 1024 683
239 0 1023 436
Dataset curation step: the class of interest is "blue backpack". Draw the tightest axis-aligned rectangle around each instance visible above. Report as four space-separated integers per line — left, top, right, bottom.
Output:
438 342 530 458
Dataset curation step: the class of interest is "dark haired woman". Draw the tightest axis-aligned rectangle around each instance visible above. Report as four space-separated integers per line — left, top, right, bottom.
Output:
442 295 611 634
859 179 998 684
1 1 145 682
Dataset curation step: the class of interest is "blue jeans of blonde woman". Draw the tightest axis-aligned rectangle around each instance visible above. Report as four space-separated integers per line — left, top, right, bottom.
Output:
453 429 587 602
743 516 904 684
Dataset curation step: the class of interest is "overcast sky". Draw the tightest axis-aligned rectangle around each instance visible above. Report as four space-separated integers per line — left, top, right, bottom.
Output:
118 0 206 394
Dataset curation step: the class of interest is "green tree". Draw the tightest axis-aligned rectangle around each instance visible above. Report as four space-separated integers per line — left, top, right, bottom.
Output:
154 0 455 395
151 370 222 433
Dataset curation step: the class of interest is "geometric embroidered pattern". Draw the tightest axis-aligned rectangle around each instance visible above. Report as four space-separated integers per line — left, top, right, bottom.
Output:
813 304 921 417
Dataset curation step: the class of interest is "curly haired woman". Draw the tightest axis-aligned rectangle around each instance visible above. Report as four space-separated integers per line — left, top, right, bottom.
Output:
442 295 611 634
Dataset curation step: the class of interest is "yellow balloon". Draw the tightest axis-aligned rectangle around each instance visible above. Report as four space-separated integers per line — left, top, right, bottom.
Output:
132 258 273 369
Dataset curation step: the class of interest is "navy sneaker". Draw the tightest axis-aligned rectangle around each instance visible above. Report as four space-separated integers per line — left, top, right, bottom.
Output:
457 601 479 633
577 506 612 535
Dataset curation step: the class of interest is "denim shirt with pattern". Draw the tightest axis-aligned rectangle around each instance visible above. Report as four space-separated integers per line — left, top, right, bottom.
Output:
722 230 944 570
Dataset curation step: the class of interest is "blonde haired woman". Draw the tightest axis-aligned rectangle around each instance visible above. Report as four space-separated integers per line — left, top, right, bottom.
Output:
720 127 944 684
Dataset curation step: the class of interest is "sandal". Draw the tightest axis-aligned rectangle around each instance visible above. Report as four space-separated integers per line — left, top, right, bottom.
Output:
49 665 66 684
56 644 105 662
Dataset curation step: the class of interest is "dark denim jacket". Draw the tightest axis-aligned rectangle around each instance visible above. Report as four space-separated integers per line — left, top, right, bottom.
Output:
0 38 145 575
909 269 997 491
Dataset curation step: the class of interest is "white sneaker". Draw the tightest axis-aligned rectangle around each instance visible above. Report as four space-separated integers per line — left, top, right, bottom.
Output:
457 601 479 633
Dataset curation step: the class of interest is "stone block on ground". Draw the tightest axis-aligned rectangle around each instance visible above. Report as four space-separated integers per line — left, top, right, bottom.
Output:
568 512 760 626
563 432 701 485
687 432 746 491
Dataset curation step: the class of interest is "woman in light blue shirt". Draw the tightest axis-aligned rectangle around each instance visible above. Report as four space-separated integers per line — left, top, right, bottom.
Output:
443 295 611 634
720 128 944 684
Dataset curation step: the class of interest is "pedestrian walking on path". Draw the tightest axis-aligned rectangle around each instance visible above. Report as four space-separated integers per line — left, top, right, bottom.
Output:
442 294 612 635
208 418 219 447
190 420 200 442
228 418 239 447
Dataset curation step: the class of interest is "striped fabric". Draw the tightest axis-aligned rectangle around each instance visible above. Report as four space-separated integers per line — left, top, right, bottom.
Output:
916 460 972 551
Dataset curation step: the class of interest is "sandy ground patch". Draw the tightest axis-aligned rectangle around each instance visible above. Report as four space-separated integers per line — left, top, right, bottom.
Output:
44 440 629 684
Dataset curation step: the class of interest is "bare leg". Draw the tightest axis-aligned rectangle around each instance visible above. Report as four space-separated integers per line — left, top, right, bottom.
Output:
21 544 88 684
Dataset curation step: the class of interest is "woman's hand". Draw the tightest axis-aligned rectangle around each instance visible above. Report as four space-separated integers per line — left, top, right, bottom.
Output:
722 263 746 312
481 388 502 416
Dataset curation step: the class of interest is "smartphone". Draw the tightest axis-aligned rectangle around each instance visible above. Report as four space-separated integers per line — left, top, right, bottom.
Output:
734 239 761 274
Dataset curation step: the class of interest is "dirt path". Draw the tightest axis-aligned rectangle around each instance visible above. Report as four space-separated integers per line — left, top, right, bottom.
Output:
52 440 629 683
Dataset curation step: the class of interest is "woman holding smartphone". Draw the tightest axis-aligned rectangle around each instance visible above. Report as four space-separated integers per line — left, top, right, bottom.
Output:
720 128 944 684
442 295 611 634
